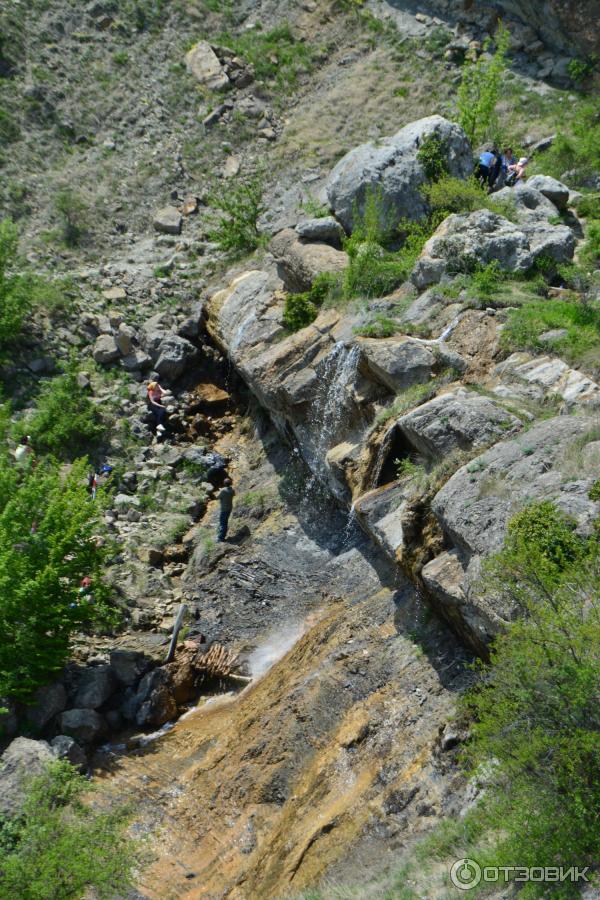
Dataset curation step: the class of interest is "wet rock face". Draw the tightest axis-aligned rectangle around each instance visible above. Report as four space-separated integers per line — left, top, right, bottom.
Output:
325 115 472 233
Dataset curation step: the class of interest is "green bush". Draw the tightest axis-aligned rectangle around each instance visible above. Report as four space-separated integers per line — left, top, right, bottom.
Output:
460 503 600 891
575 194 600 219
18 370 105 460
423 175 516 220
282 272 340 332
0 760 138 898
0 108 20 144
568 57 596 83
0 454 117 699
417 133 449 182
456 23 510 145
206 174 265 256
54 188 89 248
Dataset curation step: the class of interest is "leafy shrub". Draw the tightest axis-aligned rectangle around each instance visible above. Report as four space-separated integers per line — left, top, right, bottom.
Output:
417 133 449 182
18 370 105 460
0 760 138 898
461 503 600 888
206 174 265 256
344 238 408 300
282 272 340 332
568 56 596 83
456 23 510 145
0 454 117 699
423 175 516 220
54 188 89 247
468 260 506 299
588 479 600 502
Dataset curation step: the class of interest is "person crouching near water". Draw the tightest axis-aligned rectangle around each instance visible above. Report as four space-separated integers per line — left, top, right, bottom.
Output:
217 477 235 543
147 380 167 433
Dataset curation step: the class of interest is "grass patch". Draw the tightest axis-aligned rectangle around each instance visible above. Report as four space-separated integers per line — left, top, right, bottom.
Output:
216 24 317 94
500 296 600 368
205 173 266 256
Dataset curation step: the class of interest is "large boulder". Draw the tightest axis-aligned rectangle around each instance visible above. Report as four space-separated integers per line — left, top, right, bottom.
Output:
325 115 472 233
133 669 177 728
270 229 348 292
393 389 523 461
493 353 600 409
425 415 600 651
110 649 152 686
295 216 346 248
526 175 570 210
73 665 117 709
412 210 533 289
58 709 108 744
153 333 199 381
0 737 54 818
24 682 67 731
432 415 600 559
92 334 120 365
185 40 229 90
50 735 87 772
357 336 464 394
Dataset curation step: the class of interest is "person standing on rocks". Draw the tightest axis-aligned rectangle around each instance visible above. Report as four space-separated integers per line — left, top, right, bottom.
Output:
217 478 235 543
147 380 167 432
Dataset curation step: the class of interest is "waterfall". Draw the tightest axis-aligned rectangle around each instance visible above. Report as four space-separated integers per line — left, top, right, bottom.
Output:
438 314 461 343
303 342 360 494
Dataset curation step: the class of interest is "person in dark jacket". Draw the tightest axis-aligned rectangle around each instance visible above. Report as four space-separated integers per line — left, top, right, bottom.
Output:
217 478 235 542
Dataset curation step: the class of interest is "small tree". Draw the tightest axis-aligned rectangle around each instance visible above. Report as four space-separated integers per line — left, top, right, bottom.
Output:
54 188 89 247
461 502 600 884
456 23 510 146
206 174 265 256
0 454 117 699
0 760 138 898
18 368 105 461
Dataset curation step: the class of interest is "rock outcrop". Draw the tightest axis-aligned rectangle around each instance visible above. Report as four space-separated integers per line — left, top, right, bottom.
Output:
326 115 472 233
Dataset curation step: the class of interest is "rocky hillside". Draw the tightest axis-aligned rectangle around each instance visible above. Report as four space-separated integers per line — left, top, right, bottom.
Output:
0 1 599 898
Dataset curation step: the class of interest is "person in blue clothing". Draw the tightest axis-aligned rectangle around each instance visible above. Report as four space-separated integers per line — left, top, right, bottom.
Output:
477 148 501 190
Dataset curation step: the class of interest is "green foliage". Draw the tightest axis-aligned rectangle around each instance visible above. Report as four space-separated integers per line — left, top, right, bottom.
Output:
0 454 117 699
423 26 452 55
423 175 516 220
568 56 596 83
53 188 89 248
18 370 105 461
217 24 316 93
206 174 265 256
0 760 138 898
417 133 449 182
533 101 600 185
589 479 600 502
353 313 398 338
282 272 340 332
395 457 424 480
575 194 600 219
469 260 506 299
375 379 441 424
500 295 600 365
121 0 168 32
456 23 510 145
461 503 600 891
343 237 408 300
579 219 600 268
